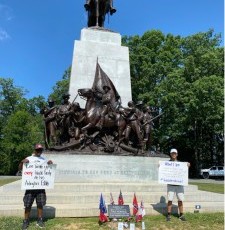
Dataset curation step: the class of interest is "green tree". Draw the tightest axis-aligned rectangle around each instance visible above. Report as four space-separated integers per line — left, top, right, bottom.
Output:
122 29 224 176
0 111 43 175
48 67 71 104
0 78 45 175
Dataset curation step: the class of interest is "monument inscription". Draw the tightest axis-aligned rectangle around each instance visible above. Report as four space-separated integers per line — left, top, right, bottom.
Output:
108 205 130 218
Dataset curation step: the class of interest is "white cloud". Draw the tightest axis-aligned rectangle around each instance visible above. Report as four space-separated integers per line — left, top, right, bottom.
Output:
0 4 14 21
0 28 10 41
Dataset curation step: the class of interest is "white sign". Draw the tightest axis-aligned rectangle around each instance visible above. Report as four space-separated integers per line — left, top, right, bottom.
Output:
130 223 135 230
118 222 123 230
141 221 145 230
21 163 57 190
158 161 188 186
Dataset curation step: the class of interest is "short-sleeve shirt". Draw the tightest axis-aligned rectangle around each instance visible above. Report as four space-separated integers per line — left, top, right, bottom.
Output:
26 154 47 165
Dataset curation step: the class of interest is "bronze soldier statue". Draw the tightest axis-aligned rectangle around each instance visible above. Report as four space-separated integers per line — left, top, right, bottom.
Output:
84 0 116 27
123 101 143 148
57 93 72 144
41 98 58 148
69 102 86 140
97 85 112 128
135 101 144 124
142 106 153 143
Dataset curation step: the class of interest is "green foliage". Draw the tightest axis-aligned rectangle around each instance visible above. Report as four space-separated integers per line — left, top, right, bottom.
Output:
48 67 71 104
0 78 45 175
122 29 224 174
0 111 43 175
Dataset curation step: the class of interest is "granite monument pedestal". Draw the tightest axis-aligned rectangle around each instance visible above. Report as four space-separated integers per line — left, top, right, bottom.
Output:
45 153 168 183
69 28 132 108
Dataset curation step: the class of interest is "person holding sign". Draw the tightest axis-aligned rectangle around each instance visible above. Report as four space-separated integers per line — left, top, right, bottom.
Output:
166 148 190 222
19 144 53 230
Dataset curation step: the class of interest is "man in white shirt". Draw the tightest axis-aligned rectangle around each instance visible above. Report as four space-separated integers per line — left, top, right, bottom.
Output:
166 148 190 222
19 144 53 229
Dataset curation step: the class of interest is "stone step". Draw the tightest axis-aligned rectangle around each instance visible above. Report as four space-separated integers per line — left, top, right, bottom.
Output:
0 191 222 205
0 201 223 218
0 181 199 193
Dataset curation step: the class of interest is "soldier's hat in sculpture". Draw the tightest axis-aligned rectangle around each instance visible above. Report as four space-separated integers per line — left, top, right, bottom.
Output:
73 102 80 108
103 85 111 90
62 93 70 99
136 101 144 106
128 101 134 107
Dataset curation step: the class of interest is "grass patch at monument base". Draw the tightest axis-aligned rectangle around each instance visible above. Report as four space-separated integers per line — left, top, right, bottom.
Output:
0 213 224 230
189 182 224 194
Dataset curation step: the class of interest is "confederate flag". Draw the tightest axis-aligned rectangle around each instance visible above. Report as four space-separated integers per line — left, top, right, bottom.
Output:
132 193 138 216
118 190 124 205
99 193 108 223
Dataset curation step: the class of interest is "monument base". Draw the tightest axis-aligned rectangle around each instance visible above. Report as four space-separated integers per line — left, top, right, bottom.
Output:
44 153 169 183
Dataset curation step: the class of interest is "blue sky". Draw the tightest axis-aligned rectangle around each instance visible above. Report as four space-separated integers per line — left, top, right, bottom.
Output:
0 0 223 100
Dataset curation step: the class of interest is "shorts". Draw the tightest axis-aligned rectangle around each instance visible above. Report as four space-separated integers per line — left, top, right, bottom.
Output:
167 185 184 202
23 189 46 208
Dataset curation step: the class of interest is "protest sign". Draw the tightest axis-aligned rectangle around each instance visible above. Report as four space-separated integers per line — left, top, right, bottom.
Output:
158 161 188 186
21 163 56 190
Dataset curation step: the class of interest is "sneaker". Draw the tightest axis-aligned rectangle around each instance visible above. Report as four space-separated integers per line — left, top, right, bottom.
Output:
22 219 29 230
36 218 45 228
166 215 171 221
179 215 186 221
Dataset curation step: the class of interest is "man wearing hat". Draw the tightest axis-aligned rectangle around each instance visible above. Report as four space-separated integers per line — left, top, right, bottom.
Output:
97 85 112 128
166 148 190 222
19 144 53 229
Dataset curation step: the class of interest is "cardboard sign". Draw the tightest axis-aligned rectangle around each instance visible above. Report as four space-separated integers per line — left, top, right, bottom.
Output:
158 161 188 186
108 205 130 218
21 163 56 190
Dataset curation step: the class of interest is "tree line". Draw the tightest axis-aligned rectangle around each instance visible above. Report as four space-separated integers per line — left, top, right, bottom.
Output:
0 29 223 177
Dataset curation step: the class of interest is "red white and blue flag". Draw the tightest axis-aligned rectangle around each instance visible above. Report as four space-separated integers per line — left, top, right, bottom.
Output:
118 190 124 205
99 193 108 223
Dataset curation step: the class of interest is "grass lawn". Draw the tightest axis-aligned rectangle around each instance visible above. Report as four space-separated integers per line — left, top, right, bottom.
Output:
189 182 224 194
0 177 20 187
0 213 224 230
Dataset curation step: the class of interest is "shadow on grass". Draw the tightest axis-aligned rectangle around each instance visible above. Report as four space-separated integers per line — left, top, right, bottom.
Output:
29 205 56 219
151 196 180 218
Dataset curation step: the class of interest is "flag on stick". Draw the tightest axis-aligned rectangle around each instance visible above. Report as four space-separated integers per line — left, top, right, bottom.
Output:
136 200 146 222
140 200 146 217
132 193 138 216
118 190 124 205
99 193 108 223
110 192 115 205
